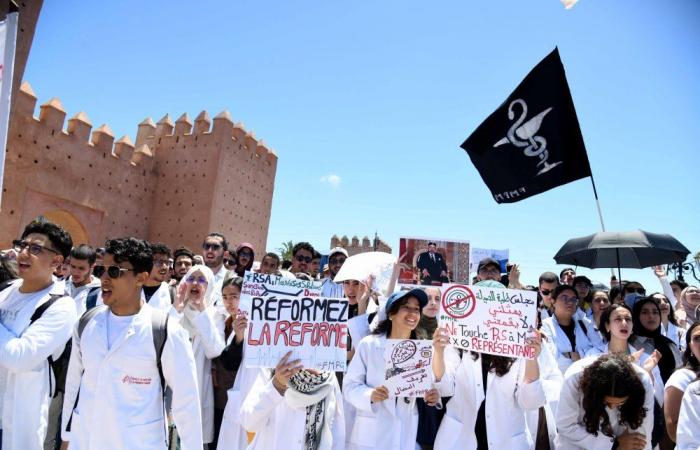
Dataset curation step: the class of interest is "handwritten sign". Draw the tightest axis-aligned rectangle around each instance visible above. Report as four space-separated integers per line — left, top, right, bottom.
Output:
240 272 348 371
437 283 537 359
384 339 434 397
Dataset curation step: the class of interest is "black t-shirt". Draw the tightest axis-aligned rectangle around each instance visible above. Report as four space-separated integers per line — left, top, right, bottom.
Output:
143 284 160 302
474 357 489 450
560 321 576 350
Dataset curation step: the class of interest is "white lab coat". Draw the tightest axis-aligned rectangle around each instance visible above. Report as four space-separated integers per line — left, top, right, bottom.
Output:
169 305 225 444
540 315 594 374
61 303 203 449
525 341 563 450
343 334 421 450
0 281 77 450
555 355 655 450
241 369 345 450
676 380 700 450
432 347 546 450
65 276 102 317
143 282 173 311
215 335 258 450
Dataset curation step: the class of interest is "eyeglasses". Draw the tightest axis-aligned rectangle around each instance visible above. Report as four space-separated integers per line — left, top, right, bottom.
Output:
153 259 170 267
186 275 208 285
203 243 222 251
625 287 646 294
540 289 553 296
13 239 60 256
686 288 700 295
295 255 312 263
223 258 236 265
239 251 253 258
93 265 133 279
556 295 578 305
329 257 346 265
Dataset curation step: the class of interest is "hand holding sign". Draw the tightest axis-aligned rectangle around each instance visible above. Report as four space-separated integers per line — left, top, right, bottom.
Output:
370 386 389 404
272 351 303 394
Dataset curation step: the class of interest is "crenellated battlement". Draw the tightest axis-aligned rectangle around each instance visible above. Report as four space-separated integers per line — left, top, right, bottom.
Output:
2 81 278 257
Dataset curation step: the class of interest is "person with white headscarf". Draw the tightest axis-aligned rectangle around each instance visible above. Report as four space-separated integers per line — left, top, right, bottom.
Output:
240 351 345 450
171 264 226 447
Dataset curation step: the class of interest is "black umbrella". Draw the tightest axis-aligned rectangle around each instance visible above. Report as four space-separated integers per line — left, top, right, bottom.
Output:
554 230 690 282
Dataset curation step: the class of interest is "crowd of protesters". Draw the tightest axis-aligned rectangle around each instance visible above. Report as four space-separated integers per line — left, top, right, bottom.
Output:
0 218 698 450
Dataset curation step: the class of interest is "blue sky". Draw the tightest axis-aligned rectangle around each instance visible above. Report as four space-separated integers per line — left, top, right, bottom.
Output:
24 0 700 290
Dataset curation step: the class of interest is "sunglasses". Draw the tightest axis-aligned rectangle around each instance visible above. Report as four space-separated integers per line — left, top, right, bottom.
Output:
13 239 60 256
625 287 646 294
329 257 346 265
93 265 133 279
223 258 236 265
203 243 222 251
239 251 253 258
540 289 553 296
186 275 208 285
295 255 312 263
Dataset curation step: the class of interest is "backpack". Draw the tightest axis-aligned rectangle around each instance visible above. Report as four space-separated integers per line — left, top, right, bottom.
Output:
84 285 102 311
66 305 169 431
29 294 72 397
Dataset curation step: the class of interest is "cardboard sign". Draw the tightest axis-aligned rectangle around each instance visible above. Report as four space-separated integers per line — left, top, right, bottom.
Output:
384 339 434 397
398 237 470 286
437 283 537 359
240 272 348 371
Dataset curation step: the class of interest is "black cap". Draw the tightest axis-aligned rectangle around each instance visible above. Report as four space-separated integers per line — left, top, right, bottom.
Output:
477 257 501 273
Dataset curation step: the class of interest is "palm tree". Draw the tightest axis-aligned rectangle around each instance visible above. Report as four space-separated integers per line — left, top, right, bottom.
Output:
277 240 294 261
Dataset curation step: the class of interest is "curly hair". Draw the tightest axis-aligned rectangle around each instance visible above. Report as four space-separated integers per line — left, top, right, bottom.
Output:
148 242 172 258
292 242 315 257
105 238 153 275
579 354 647 437
21 219 73 258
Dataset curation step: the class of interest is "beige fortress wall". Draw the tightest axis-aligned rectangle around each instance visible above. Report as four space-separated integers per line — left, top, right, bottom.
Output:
1 83 278 252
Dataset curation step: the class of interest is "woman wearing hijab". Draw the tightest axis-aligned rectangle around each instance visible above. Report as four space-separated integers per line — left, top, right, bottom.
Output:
172 264 226 447
676 285 700 329
240 351 345 450
234 243 255 277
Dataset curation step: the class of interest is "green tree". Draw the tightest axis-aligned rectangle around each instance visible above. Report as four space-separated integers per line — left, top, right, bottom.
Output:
278 240 294 261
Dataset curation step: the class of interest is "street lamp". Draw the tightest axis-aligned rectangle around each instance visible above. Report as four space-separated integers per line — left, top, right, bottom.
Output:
666 251 700 283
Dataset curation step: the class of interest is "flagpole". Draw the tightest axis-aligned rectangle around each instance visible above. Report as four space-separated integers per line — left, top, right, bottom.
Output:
589 174 617 280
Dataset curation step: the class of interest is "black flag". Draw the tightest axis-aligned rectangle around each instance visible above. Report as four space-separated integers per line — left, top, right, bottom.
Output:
461 48 591 203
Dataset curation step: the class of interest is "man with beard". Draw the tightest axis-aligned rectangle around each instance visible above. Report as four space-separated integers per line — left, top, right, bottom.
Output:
202 233 229 307
64 245 101 316
171 247 194 284
289 242 315 277
321 247 348 298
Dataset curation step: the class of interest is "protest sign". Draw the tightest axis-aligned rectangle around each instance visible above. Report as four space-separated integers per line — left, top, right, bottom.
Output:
469 248 509 275
398 237 470 286
240 271 348 371
334 251 396 295
437 283 537 359
384 339 433 397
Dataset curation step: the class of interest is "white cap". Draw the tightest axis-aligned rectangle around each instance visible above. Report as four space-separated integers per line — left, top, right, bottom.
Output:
329 247 348 258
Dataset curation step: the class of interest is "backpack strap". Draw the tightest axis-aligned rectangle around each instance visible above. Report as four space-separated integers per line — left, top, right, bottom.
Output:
84 286 102 311
78 304 108 339
577 319 589 336
150 308 169 395
29 293 64 325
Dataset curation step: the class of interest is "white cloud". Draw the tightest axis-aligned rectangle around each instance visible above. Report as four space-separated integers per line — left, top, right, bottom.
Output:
320 174 341 188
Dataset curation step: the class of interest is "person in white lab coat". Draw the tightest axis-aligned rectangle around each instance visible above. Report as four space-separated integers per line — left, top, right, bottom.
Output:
430 282 547 450
664 321 700 444
343 288 437 450
64 244 101 317
241 352 345 450
171 264 226 446
142 243 174 311
541 285 594 374
0 220 77 450
676 378 700 450
556 353 655 450
60 237 202 450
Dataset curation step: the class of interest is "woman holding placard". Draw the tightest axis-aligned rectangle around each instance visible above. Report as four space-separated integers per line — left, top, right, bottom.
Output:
430 281 546 450
343 288 438 450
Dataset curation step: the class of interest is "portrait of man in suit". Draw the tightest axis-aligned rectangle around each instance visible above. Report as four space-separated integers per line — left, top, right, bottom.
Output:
416 242 449 285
